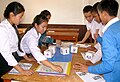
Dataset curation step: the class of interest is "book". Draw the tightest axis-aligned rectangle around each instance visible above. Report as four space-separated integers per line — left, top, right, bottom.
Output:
36 62 71 76
76 72 105 82
9 63 32 74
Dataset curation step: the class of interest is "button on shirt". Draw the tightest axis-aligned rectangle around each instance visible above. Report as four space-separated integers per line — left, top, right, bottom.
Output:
0 19 23 66
20 27 47 63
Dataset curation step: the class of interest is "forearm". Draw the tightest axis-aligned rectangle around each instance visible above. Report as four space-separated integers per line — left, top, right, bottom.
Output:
41 60 54 69
81 31 90 43
13 64 24 73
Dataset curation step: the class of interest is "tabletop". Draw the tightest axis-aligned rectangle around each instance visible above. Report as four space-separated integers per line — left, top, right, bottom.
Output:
2 47 94 82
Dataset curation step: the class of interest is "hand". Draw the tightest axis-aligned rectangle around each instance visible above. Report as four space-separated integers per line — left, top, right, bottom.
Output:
51 65 63 73
87 46 97 51
19 69 34 76
94 33 99 40
73 63 88 72
56 40 61 45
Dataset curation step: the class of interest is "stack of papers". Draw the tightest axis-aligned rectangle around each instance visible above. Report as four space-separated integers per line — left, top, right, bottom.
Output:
76 72 105 82
36 62 71 76
9 63 32 74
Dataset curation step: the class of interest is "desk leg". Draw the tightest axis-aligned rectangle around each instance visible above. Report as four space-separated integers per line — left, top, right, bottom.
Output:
3 79 11 82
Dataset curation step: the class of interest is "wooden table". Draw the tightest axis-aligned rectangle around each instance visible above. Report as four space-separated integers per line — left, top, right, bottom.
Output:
2 47 93 82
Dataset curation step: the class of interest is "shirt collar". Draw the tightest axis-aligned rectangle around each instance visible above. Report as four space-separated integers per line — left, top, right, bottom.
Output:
32 27 41 38
4 19 13 29
102 17 120 33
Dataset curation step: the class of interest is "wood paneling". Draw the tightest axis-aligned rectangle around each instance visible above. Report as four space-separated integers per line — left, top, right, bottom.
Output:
18 24 93 43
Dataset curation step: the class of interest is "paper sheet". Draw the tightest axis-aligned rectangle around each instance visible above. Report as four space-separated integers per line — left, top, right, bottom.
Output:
76 72 105 82
36 62 71 76
9 63 32 74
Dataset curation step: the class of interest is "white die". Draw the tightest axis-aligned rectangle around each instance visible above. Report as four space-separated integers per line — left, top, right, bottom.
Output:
60 46 70 55
48 45 56 54
71 45 78 53
44 49 54 58
84 51 94 60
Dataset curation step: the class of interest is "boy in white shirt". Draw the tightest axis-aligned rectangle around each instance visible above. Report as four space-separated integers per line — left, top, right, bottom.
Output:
78 5 99 44
87 2 104 64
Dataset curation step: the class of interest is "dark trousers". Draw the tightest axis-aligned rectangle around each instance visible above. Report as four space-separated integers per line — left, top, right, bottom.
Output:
0 52 23 81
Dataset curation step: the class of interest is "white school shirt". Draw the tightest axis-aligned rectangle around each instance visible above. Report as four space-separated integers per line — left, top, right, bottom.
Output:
87 21 104 64
20 27 47 63
0 19 24 66
86 19 100 39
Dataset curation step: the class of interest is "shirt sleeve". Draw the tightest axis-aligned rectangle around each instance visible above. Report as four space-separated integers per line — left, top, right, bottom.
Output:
86 22 91 30
97 36 102 45
93 20 100 30
88 31 117 74
0 28 18 66
26 35 47 62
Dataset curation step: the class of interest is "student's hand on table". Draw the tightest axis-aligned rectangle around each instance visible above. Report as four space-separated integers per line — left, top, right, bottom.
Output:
86 46 97 52
73 63 88 72
19 69 34 76
52 65 63 73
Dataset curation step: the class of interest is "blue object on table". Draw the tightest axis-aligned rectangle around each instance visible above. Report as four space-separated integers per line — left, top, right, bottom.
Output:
47 47 73 62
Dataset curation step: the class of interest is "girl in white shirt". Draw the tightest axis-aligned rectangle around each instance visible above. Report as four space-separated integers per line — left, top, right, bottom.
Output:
20 14 63 73
0 2 34 80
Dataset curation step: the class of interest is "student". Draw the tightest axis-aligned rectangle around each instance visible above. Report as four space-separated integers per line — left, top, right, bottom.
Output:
74 0 120 82
38 10 54 47
0 1 34 81
78 5 99 44
20 14 63 73
38 10 61 47
86 2 104 64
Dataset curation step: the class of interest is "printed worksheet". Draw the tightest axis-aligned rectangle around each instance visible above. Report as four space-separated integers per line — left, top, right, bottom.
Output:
36 62 71 76
76 72 105 82
9 63 32 74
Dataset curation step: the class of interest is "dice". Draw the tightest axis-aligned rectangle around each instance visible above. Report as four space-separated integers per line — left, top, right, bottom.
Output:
44 49 54 58
48 45 56 54
71 45 78 53
60 46 70 55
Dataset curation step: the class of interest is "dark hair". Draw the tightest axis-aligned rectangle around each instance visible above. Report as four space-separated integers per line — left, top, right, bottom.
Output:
23 14 48 36
92 2 100 14
40 10 51 17
83 5 93 13
97 0 119 16
4 1 25 18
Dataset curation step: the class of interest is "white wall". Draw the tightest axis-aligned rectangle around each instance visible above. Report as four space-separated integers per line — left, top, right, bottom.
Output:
0 0 120 24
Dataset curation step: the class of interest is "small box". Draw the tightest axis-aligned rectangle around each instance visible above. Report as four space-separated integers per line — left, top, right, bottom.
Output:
71 45 78 53
60 46 70 55
48 45 56 54
44 49 54 58
84 51 94 60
